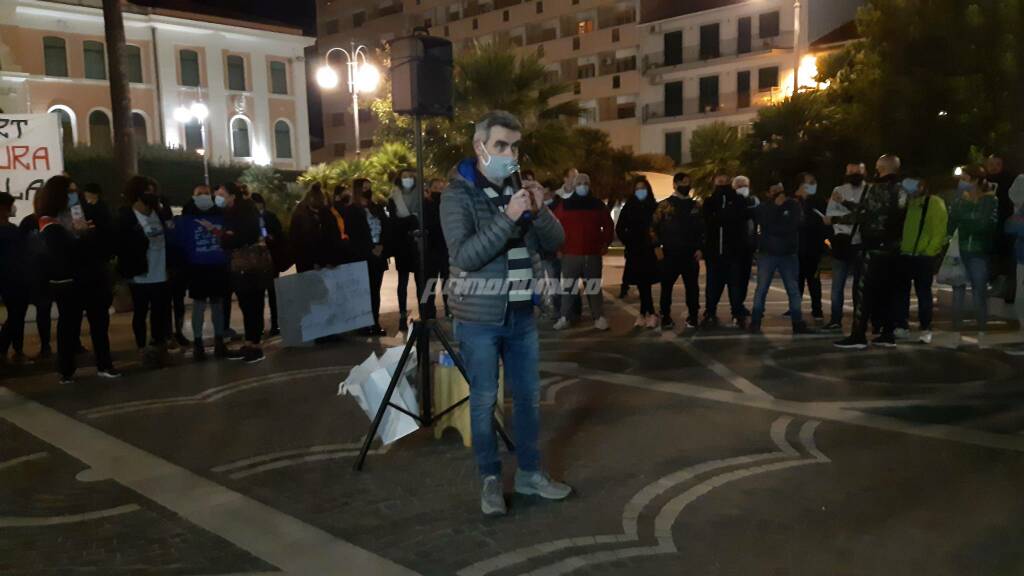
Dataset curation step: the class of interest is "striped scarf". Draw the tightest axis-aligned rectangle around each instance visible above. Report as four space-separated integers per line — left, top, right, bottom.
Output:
483 184 533 307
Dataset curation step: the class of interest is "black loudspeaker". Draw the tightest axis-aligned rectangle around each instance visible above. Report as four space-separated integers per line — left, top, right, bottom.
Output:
390 35 454 118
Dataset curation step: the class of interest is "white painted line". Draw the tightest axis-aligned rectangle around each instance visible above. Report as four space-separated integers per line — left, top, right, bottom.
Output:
0 504 141 527
0 451 48 471
604 290 773 399
227 450 386 480
213 441 372 473
538 362 1024 454
0 387 419 576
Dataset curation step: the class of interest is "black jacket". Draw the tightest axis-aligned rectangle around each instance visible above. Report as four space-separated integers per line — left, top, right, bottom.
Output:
703 186 756 258
616 196 659 283
424 194 448 274
116 205 162 279
652 195 705 253
39 221 78 287
796 193 830 256
757 197 803 256
78 201 115 289
260 209 291 273
387 195 420 273
0 222 29 293
222 198 262 252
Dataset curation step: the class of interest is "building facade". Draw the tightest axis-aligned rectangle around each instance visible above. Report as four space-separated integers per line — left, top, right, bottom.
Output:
0 0 315 170
638 0 861 165
315 0 642 161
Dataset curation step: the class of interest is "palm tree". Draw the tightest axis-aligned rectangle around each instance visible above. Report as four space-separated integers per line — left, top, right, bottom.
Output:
686 122 745 197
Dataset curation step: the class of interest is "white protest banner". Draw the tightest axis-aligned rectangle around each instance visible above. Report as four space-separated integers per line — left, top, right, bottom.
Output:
0 113 64 222
274 261 374 347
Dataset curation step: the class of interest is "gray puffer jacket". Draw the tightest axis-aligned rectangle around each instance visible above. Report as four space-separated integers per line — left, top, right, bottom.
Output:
440 160 565 325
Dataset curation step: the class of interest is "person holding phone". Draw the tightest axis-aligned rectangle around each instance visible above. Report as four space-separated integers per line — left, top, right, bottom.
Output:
750 184 811 334
793 172 829 322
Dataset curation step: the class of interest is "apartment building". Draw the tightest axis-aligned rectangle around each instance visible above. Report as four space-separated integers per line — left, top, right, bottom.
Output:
0 0 314 169
637 0 861 165
315 0 642 161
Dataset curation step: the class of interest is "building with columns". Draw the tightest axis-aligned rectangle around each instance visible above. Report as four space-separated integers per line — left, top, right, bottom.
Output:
0 0 315 170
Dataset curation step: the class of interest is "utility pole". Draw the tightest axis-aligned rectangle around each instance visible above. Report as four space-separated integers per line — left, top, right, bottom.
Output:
102 0 137 186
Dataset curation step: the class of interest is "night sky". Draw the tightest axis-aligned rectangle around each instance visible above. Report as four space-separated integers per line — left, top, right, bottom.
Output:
131 0 318 35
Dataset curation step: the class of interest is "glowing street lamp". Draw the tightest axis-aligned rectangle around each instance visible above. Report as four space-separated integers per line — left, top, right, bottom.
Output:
175 101 210 186
317 43 379 156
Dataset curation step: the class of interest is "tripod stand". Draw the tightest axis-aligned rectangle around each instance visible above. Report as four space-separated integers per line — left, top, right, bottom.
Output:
353 114 514 471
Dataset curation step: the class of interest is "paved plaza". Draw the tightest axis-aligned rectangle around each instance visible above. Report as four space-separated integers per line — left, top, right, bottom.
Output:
3 256 1024 575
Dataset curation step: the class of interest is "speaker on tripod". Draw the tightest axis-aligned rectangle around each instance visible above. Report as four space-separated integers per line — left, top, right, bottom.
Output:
354 32 514 471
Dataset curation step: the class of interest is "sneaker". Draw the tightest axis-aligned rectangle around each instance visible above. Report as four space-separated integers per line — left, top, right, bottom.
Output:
645 315 660 329
893 328 911 340
398 316 409 332
782 310 792 318
174 333 191 347
268 327 281 338
733 316 748 330
59 376 75 385
553 317 570 331
480 475 507 517
792 321 813 335
823 322 843 332
223 347 247 361
748 322 763 335
919 330 933 344
618 287 629 299
594 317 609 331
834 336 868 350
224 327 239 341
244 347 265 364
872 333 897 348
370 324 387 336
97 368 122 379
193 343 207 362
661 318 676 331
701 315 720 329
514 470 573 500
634 315 646 328
685 317 699 329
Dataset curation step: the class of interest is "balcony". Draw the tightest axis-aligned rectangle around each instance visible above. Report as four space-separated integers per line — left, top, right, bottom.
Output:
598 55 637 76
644 33 794 74
526 27 558 45
464 2 495 18
644 92 766 124
373 2 403 19
495 0 522 8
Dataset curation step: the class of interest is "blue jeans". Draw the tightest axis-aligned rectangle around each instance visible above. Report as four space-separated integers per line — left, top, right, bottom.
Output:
456 306 540 477
752 254 802 325
953 254 989 331
830 254 861 325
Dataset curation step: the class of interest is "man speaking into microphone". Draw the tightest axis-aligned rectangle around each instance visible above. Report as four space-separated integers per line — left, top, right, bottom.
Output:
440 110 571 517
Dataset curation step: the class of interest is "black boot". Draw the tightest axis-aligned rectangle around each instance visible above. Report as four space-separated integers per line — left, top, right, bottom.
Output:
193 342 207 362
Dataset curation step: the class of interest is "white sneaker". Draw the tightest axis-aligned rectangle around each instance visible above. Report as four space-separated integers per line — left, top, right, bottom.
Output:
893 328 911 340
634 315 646 328
594 317 609 331
553 317 570 330
645 315 660 329
919 331 933 344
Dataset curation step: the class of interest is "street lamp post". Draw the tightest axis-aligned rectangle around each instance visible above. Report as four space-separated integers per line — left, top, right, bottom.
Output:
174 101 211 186
316 43 380 157
792 0 802 97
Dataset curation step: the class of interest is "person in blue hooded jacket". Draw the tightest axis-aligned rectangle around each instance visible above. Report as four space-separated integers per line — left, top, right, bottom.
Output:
174 185 236 361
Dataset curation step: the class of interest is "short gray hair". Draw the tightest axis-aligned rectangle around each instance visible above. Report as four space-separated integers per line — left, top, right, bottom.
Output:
732 175 750 188
473 110 523 146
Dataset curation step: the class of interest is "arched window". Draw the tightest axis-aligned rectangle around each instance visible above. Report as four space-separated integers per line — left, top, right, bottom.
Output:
230 116 251 158
131 112 148 146
184 119 203 152
43 36 68 77
273 120 292 159
49 106 75 150
88 110 112 149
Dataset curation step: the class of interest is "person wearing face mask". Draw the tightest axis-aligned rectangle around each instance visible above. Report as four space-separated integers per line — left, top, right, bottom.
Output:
824 163 867 331
290 183 343 274
117 175 172 364
0 192 33 366
947 164 1000 343
388 168 423 331
895 175 947 344
831 155 908 349
1004 174 1024 352
440 110 570 517
702 174 756 329
552 172 615 331
251 193 286 338
792 172 829 322
617 177 660 328
749 184 811 335
173 185 237 360
347 178 391 335
652 172 705 330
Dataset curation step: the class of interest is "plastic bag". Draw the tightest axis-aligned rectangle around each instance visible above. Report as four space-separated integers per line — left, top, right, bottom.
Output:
339 346 421 445
936 230 968 287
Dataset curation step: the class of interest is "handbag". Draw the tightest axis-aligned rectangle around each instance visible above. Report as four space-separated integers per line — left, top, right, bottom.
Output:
936 230 967 287
230 242 274 276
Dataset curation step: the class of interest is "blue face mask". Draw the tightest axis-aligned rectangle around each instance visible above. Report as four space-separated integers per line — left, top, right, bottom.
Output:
902 178 921 195
575 185 590 197
194 194 214 211
804 183 818 196
957 180 974 193
401 177 415 190
478 146 518 183
634 188 648 201
68 192 80 207
214 195 227 208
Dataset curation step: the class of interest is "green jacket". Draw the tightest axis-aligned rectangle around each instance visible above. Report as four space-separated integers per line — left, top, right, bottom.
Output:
900 194 948 256
948 192 999 255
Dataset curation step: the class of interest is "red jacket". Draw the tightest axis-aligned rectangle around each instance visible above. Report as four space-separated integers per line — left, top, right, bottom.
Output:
553 194 615 255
